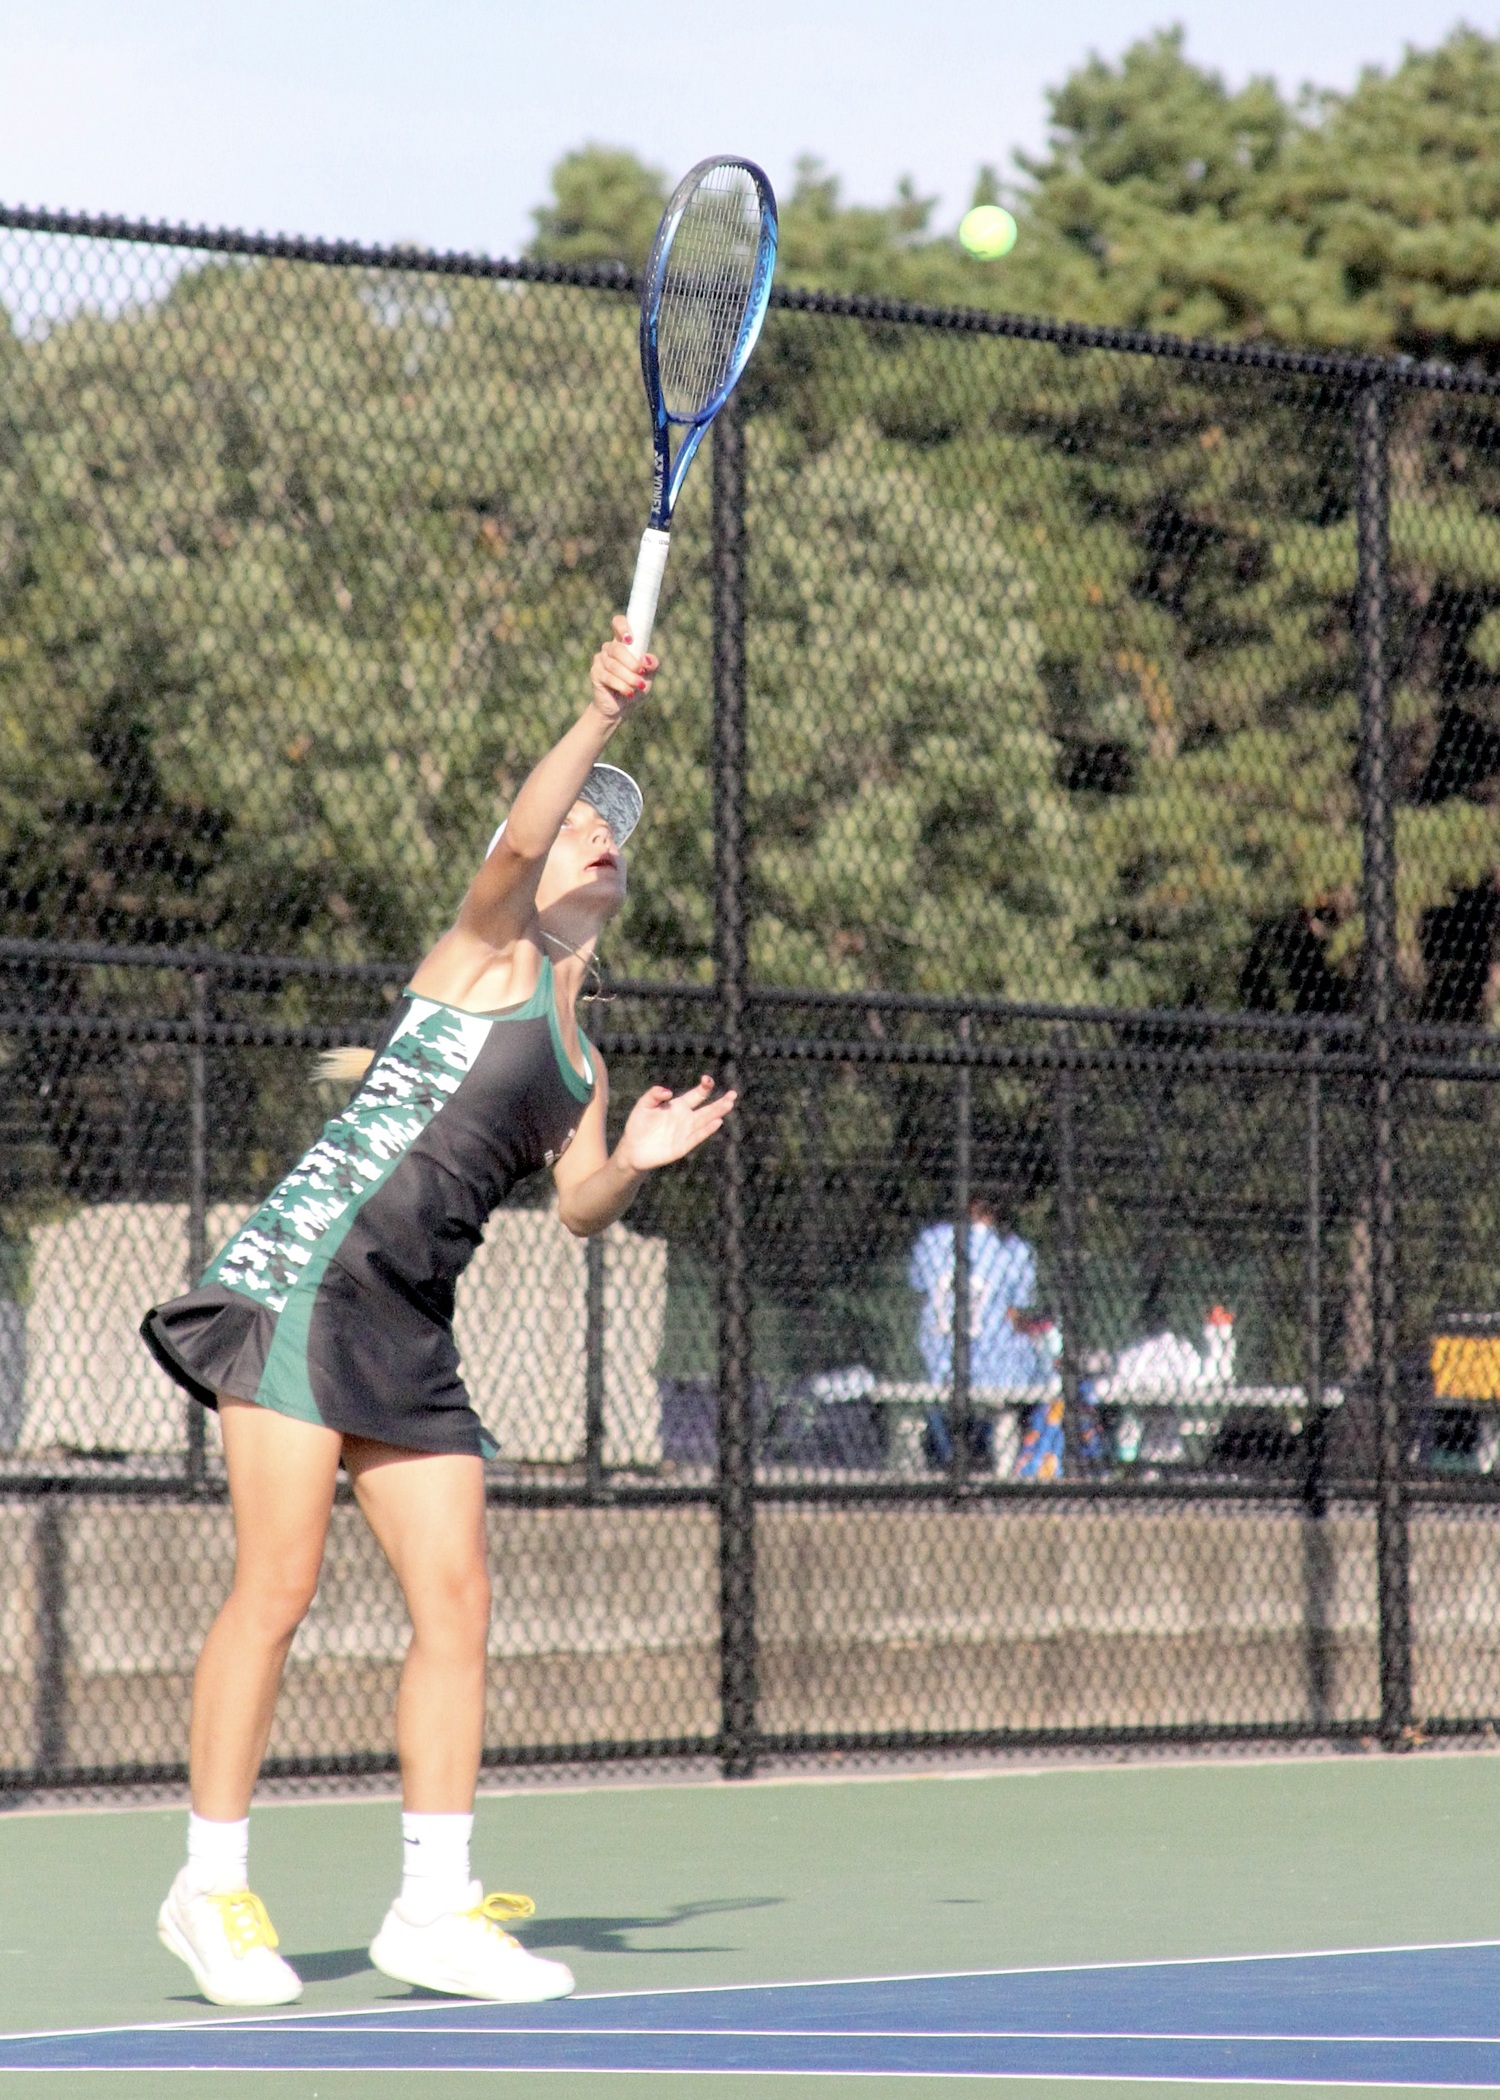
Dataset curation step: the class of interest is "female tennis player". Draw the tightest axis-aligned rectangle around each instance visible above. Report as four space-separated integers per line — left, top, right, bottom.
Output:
141 617 734 2008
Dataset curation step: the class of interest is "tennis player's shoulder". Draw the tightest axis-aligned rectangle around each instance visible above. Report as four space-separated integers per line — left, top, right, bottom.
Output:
409 925 538 1010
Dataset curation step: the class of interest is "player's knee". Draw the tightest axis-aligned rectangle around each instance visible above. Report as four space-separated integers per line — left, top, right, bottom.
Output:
233 1562 321 1644
412 1560 491 1653
449 1560 492 1643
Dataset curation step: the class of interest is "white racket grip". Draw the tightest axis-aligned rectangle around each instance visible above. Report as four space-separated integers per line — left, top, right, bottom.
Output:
625 528 672 659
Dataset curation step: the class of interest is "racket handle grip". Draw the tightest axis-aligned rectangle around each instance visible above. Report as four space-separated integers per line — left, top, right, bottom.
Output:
625 528 671 659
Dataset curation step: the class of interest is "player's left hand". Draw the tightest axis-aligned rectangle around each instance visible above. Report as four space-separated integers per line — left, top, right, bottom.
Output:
616 1076 736 1173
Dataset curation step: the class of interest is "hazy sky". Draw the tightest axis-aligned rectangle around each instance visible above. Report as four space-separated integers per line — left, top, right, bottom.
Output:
0 0 1465 256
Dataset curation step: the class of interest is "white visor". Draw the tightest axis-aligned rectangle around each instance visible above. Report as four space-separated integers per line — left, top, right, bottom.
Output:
487 762 643 859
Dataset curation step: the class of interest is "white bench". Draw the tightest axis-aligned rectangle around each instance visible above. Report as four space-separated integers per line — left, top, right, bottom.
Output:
869 1380 1342 1477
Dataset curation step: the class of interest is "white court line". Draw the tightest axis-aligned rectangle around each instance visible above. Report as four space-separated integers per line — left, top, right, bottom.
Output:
6 2065 1495 2093
235 1933 1500 2023
5 1939 1500 2048
84 2025 1500 2048
575 1937 1500 2003
9 2023 1500 2098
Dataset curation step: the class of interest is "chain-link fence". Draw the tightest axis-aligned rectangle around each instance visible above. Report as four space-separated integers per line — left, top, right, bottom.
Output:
3 205 1500 1786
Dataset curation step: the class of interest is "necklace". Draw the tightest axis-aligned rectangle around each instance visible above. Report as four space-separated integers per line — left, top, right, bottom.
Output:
541 925 608 1003
541 928 591 963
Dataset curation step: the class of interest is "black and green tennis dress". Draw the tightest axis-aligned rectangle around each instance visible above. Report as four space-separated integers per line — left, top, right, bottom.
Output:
142 958 594 1457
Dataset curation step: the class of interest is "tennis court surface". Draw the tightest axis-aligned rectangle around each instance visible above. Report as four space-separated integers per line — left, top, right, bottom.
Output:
4 1749 1500 2098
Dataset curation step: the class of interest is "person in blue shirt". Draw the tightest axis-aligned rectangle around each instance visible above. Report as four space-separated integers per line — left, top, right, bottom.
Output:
907 1199 1046 1465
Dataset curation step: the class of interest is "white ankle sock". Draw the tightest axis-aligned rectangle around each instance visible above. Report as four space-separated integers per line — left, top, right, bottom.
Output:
400 1811 473 1922
185 1812 250 1894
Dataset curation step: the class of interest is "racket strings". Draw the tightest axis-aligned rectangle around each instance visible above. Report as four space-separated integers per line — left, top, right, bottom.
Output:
656 167 762 420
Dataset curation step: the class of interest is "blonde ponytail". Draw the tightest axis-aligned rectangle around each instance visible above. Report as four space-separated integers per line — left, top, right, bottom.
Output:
315 1045 376 1087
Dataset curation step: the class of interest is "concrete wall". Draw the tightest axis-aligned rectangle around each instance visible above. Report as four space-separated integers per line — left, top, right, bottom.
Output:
755 1505 1381 1734
454 1210 665 1467
5 1499 1500 1774
15 1201 665 1464
0 1499 716 1770
21 1204 253 1453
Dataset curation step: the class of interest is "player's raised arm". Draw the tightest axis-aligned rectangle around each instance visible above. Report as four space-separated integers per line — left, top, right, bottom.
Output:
453 618 656 952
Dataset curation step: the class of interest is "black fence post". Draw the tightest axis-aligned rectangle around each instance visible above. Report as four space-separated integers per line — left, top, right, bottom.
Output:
1301 1032 1329 1514
34 1498 67 1780
1304 1034 1324 1437
584 1235 607 1500
186 971 208 1489
1357 381 1411 1745
1055 1033 1084 1474
712 392 757 1779
799 1084 825 1372
1301 1031 1333 1727
948 1021 973 1493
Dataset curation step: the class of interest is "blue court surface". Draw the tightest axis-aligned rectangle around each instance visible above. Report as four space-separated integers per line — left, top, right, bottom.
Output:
5 1941 1500 2084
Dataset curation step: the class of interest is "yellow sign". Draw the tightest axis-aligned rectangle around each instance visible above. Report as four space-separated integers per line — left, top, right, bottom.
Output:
1432 1334 1500 1402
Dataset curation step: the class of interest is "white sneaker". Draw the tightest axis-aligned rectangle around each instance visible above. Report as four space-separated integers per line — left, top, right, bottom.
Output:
156 1867 304 2007
370 1883 575 2002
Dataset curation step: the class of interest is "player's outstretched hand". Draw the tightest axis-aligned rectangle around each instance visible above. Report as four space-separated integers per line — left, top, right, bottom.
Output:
589 615 659 726
617 1077 736 1173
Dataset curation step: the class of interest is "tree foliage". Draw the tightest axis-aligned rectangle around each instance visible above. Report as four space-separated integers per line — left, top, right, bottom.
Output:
1266 29 1500 362
527 145 668 268
745 416 1108 999
4 24 1500 1033
992 26 1500 363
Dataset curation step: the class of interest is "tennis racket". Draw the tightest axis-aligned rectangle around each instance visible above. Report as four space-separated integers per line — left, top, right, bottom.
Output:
625 156 778 658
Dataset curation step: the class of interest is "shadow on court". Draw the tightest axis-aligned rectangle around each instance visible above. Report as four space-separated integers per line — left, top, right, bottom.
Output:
285 1895 784 1981
525 1895 783 1957
282 1948 378 1984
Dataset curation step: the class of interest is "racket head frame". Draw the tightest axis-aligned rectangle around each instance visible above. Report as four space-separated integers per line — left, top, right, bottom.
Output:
639 156 778 530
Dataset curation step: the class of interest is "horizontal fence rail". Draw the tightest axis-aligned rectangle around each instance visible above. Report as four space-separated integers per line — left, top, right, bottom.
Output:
0 201 1487 391
3 207 1500 1787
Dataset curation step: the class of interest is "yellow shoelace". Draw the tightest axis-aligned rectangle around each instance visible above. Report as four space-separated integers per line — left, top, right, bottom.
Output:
205 1889 280 1959
464 1891 536 1944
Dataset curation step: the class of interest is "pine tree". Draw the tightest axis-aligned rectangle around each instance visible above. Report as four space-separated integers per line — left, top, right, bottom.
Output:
1000 28 1299 338
1266 28 1500 365
527 145 668 267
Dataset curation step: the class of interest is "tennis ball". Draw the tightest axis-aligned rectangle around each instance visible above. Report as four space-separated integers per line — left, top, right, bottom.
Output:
959 205 1017 260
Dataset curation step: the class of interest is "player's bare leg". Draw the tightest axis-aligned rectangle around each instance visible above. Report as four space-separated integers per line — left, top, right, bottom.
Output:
344 1440 490 1812
189 1400 342 1819
158 1399 339 2006
348 1439 573 2002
